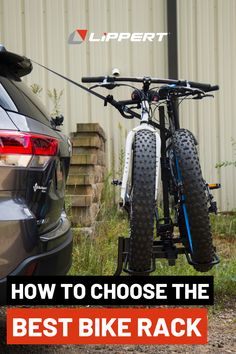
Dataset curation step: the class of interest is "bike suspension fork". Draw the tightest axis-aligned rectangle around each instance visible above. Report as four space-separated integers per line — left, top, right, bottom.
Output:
140 100 149 123
159 105 170 222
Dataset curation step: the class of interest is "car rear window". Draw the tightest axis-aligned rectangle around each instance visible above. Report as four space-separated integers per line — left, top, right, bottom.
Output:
0 77 51 127
0 81 17 111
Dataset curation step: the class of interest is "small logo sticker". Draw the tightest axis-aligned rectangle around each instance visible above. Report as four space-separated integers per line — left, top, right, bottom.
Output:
68 28 168 45
33 183 47 193
68 29 88 44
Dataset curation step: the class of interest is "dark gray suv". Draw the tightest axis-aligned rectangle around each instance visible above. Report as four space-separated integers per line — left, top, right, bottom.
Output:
0 47 73 303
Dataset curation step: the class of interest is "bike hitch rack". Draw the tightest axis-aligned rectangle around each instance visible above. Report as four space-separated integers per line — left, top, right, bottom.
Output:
114 236 185 276
114 236 220 276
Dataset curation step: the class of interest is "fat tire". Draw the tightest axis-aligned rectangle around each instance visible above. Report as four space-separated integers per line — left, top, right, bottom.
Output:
172 129 215 272
129 129 156 273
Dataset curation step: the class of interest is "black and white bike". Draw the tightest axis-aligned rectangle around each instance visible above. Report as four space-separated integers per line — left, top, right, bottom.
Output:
81 75 220 275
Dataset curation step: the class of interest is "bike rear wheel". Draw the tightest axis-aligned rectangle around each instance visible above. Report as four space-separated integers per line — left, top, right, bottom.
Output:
128 129 156 274
171 129 215 272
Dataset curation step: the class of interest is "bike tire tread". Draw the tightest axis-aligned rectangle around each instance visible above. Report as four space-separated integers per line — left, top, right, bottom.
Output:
129 129 156 273
172 129 215 272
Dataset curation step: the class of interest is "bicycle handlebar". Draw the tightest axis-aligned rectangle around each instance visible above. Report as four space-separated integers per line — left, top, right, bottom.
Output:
81 76 219 92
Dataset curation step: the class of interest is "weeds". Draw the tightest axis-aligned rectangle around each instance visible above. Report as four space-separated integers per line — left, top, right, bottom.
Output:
69 214 128 276
64 195 73 223
210 213 236 237
30 83 43 96
116 123 125 181
69 173 128 275
216 138 236 168
30 83 64 117
97 173 118 221
47 88 64 117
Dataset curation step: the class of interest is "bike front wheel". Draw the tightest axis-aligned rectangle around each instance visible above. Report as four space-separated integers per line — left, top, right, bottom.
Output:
171 129 215 272
128 129 156 274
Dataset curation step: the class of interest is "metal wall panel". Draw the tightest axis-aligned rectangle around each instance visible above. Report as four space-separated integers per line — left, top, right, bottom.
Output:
0 0 235 210
177 0 236 210
0 0 168 177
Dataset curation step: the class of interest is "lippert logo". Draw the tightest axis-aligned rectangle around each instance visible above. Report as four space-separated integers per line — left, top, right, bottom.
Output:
68 28 168 44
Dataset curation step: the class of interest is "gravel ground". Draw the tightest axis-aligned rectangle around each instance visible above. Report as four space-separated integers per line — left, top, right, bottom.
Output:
0 305 235 354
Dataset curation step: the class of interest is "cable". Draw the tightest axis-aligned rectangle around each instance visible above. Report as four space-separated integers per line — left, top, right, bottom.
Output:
31 60 109 102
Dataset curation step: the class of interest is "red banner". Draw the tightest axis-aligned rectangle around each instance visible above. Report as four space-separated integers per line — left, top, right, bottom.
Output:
7 307 207 345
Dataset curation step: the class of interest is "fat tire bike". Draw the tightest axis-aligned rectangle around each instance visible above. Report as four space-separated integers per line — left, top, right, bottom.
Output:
81 75 220 275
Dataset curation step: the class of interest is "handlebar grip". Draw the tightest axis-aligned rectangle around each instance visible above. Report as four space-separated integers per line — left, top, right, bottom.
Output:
81 76 105 83
188 81 211 90
82 76 116 83
205 85 219 92
188 81 219 92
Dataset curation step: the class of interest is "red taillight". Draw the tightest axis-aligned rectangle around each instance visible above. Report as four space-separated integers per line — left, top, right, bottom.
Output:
0 131 58 156
23 261 38 276
0 131 59 168
31 136 58 156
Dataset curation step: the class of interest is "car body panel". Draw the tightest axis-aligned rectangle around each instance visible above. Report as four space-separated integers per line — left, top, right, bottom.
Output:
0 49 73 303
0 106 17 130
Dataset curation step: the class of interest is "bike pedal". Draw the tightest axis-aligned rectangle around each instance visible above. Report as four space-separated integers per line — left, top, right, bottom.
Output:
208 183 221 190
111 179 122 186
209 201 217 214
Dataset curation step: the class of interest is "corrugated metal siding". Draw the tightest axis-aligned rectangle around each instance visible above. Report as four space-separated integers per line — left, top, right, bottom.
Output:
0 0 168 174
177 0 236 210
0 0 235 210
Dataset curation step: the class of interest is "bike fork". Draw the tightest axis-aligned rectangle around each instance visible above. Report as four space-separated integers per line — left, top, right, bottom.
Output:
120 123 161 207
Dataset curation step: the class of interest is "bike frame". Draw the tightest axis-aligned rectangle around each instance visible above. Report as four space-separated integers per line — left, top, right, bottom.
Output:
78 75 220 275
121 94 179 229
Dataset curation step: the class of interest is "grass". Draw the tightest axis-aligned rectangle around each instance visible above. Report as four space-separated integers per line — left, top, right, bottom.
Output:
69 209 128 276
68 171 236 303
210 213 236 237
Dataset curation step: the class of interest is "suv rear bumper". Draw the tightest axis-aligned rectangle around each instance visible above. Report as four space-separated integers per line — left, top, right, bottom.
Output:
0 222 73 305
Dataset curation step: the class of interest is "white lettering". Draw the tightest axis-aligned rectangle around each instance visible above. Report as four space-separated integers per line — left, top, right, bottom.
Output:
143 33 155 41
37 284 56 300
43 318 57 337
171 318 185 337
61 284 73 299
156 32 168 41
130 33 143 41
117 318 131 337
91 284 103 299
105 33 118 41
28 318 42 337
13 318 27 337
117 33 131 41
89 33 100 42
153 318 170 336
11 284 24 300
187 318 202 337
172 284 184 299
79 318 93 336
198 284 209 299
73 284 86 299
87 32 168 43
58 318 73 337
138 318 152 336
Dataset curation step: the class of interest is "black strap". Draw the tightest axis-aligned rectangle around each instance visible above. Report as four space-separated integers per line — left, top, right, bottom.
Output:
31 60 109 102
31 60 140 119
